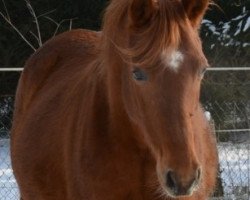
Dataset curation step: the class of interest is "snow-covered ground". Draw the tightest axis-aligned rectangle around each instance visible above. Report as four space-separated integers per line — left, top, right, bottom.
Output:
0 139 19 200
217 143 250 199
0 139 249 200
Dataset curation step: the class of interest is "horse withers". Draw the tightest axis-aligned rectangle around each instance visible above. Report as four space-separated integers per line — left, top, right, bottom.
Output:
11 0 218 199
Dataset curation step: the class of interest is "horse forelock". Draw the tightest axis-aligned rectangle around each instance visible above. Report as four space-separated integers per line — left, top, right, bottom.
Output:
101 0 188 68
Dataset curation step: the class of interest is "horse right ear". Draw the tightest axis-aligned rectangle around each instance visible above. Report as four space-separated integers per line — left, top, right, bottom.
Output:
182 0 210 27
129 0 159 29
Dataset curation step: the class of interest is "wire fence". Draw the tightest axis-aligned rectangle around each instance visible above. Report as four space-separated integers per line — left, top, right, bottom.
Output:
0 68 250 200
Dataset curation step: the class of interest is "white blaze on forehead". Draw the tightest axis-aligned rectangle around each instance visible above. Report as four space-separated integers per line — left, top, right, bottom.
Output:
161 50 184 72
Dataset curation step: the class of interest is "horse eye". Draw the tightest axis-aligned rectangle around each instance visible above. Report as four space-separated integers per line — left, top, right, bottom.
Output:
132 68 148 81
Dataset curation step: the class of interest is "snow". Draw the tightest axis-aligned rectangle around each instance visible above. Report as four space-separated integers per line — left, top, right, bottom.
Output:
243 17 250 32
0 139 249 199
218 143 250 197
222 22 230 34
243 43 250 48
202 6 250 48
202 20 220 36
204 111 212 121
0 139 19 200
234 21 243 36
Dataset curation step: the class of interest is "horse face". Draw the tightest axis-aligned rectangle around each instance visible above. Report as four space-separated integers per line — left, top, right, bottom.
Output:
121 0 210 198
123 43 208 198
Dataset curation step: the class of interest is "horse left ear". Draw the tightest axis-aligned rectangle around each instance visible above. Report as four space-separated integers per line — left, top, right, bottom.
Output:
182 0 210 28
129 0 159 29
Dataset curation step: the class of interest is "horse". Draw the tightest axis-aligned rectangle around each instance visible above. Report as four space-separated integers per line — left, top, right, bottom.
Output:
11 0 218 199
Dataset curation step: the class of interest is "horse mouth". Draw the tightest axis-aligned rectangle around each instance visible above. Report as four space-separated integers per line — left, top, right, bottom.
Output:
163 186 194 199
157 173 199 199
158 184 196 199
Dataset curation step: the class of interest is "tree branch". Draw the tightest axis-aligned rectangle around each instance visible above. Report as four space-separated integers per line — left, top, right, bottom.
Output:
25 0 42 47
43 16 77 36
0 12 36 51
1 0 10 20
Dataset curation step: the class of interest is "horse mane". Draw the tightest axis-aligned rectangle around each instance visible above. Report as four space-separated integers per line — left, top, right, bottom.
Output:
101 0 187 67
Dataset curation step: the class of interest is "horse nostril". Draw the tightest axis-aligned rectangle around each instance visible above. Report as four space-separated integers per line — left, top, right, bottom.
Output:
166 170 177 192
196 168 201 181
186 168 202 194
191 168 201 189
164 168 201 197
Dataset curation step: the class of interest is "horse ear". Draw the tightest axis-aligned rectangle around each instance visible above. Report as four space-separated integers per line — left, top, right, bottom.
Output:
182 0 209 27
129 0 159 29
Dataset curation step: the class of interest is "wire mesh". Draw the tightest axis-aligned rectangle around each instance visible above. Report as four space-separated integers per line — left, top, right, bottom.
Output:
202 69 250 200
0 138 19 200
0 69 249 199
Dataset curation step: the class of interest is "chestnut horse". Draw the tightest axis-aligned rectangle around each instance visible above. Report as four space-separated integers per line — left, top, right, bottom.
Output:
11 0 218 199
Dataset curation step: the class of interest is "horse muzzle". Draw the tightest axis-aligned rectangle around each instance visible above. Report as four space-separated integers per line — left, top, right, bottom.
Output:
162 167 201 198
